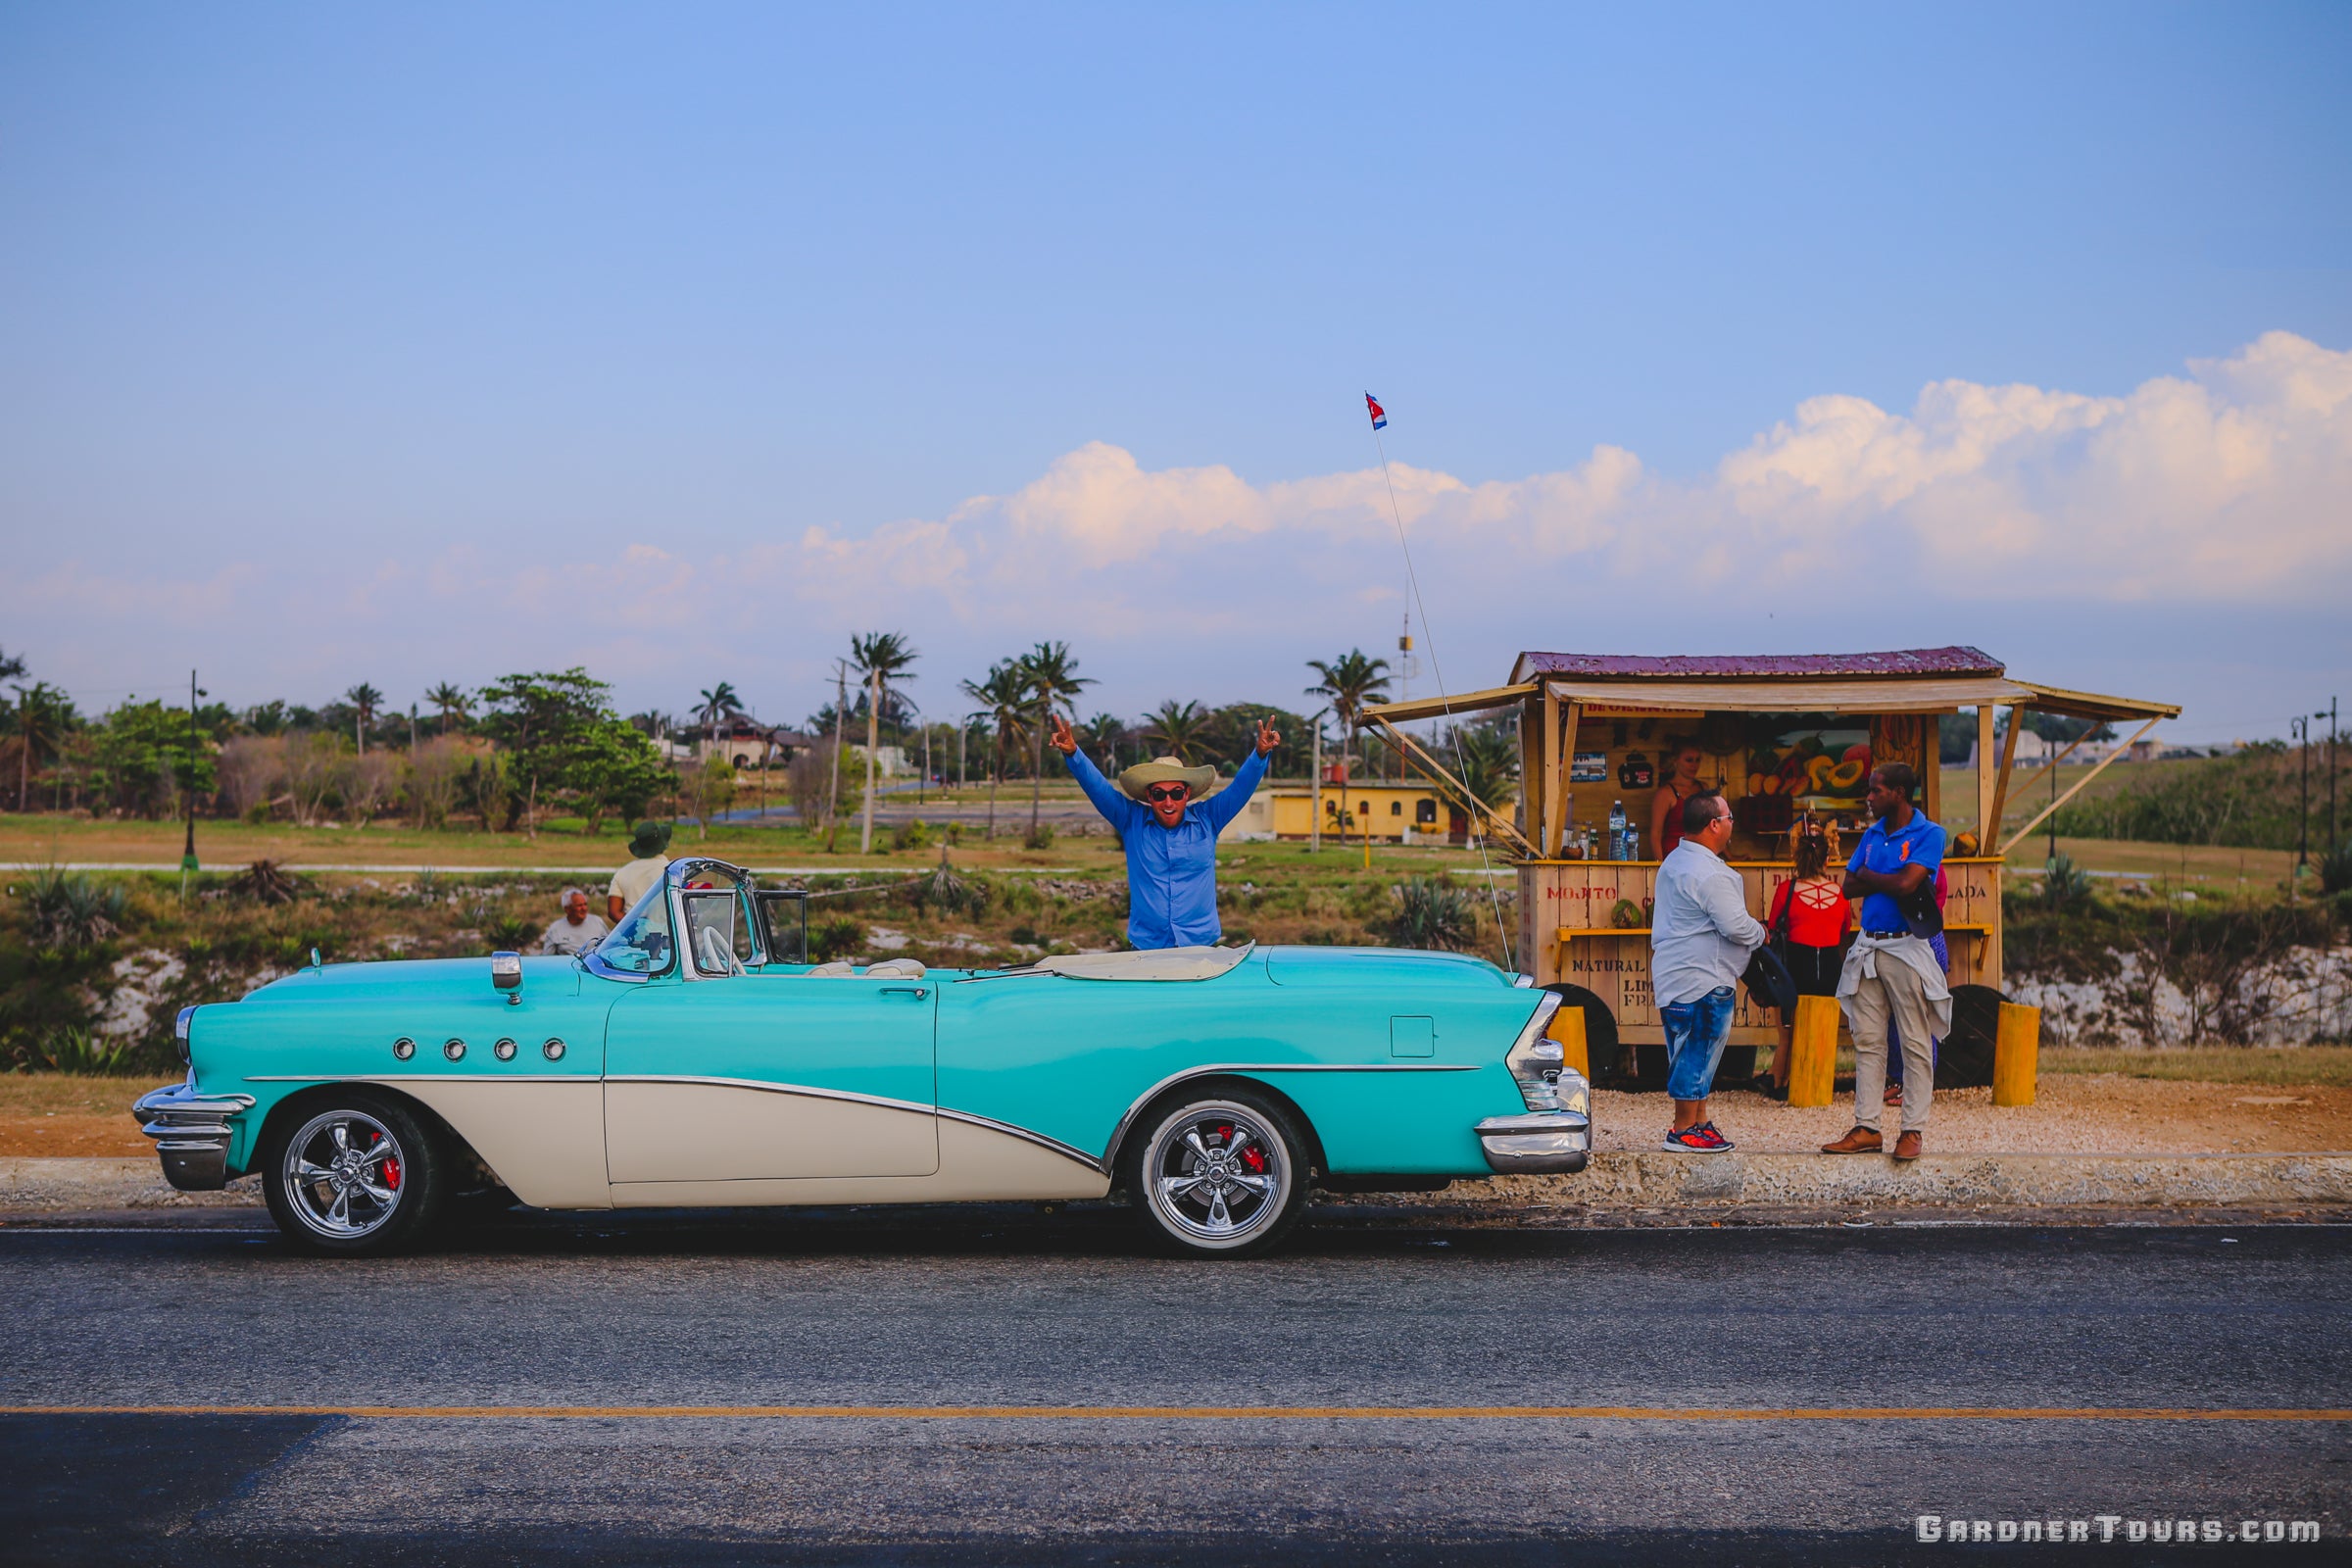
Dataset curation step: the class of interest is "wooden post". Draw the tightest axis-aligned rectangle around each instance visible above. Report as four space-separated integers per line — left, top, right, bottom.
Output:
1788 995 1838 1107
1992 1003 2040 1106
1541 689 1564 860
1984 706 2024 854
1545 1001 1590 1077
1976 705 1996 841
1518 695 1545 857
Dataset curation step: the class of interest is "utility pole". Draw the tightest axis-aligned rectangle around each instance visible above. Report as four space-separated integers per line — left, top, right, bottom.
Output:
2314 700 2332 859
1308 708 1327 854
825 662 848 854
2294 714 2312 876
860 662 881 855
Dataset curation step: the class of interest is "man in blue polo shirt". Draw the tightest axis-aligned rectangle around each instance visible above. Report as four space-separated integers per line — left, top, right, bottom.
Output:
1821 761 1952 1161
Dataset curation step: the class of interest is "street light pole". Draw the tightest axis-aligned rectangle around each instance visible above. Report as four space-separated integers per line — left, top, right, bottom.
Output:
2294 715 2312 875
180 668 203 900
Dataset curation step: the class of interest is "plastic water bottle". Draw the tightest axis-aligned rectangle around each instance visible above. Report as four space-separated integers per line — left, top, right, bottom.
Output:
1607 800 1628 860
1626 824 1642 861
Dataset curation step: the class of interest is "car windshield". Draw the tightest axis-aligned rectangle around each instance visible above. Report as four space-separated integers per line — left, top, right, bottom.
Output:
594 881 675 974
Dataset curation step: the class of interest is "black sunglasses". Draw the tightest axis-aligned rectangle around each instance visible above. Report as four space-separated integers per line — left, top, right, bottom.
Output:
1146 785 1189 803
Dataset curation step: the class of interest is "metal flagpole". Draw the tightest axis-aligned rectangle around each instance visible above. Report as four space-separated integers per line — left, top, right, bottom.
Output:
1363 397 1513 972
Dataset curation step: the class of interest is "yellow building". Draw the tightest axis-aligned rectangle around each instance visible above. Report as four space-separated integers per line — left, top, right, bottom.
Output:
1220 785 1458 844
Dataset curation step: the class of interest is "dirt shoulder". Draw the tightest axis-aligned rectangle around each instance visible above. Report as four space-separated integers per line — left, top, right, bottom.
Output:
1600 1073 2352 1154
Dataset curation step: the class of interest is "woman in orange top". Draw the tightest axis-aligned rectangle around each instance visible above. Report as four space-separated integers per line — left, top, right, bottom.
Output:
1762 815 1853 1091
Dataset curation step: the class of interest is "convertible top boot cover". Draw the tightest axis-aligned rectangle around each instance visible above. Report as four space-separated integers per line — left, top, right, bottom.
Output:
1030 945 1254 982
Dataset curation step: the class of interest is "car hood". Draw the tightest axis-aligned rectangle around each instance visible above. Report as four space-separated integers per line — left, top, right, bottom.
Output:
241 955 586 1004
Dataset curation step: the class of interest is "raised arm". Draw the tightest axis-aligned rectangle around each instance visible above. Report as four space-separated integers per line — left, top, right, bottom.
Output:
1198 748 1270 834
1061 744 1140 830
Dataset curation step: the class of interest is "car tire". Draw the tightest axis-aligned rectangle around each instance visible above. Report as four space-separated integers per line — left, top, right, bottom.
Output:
261 1089 446 1256
1124 1087 1309 1258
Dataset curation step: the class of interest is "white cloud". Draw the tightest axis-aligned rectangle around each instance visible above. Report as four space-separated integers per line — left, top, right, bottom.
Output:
6 332 2345 722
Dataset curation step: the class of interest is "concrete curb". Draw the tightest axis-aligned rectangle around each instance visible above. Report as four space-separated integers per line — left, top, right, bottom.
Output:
1482 1152 2352 1208
8 1152 2352 1217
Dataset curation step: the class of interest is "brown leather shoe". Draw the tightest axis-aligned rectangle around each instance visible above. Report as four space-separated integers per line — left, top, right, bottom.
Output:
1893 1131 1923 1161
1821 1126 1883 1154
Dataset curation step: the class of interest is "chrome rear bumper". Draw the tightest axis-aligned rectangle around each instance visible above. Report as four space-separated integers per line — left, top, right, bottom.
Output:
133 1079 256 1192
1475 1111 1591 1174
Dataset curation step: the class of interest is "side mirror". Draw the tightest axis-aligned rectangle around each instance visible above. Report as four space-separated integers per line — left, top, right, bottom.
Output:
491 951 523 1004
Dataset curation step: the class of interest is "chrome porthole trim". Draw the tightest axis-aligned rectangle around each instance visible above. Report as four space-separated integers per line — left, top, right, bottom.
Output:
279 1107 406 1240
494 1038 517 1061
1140 1099 1292 1250
542 1038 565 1061
443 1039 466 1062
391 1037 416 1061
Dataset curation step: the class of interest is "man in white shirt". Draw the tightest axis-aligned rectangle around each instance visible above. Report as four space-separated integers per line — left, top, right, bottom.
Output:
1647 790 1766 1152
608 819 673 924
539 888 611 957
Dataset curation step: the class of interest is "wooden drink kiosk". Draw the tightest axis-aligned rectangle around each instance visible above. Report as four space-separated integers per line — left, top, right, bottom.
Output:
1361 648 2178 1088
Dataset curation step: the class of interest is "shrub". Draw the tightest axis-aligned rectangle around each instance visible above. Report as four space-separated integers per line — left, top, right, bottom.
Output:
2041 853 2094 909
484 914 538 952
2320 841 2352 897
230 859 303 906
31 1026 149 1076
892 818 932 853
1024 823 1055 851
810 916 863 962
25 870 126 952
1375 876 1477 951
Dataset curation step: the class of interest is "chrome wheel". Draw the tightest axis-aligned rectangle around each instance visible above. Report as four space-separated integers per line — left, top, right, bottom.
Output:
1141 1099 1293 1250
280 1109 407 1240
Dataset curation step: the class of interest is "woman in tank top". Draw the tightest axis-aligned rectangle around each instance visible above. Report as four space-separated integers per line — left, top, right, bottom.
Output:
1762 815 1853 1092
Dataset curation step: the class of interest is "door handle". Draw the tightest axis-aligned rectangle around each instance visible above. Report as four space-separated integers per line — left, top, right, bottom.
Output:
880 986 929 1000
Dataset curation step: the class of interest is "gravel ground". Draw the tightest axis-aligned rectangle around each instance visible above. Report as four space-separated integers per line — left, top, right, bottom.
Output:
1600 1075 2352 1154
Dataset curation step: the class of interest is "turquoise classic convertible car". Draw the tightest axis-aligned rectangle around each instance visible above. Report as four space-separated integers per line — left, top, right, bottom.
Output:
134 858 1591 1256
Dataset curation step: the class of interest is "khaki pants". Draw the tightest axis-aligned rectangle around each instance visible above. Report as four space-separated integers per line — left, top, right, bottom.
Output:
1841 960 1936 1133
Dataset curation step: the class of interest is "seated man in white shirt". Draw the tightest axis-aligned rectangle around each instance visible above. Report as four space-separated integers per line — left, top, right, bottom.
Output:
1647 790 1766 1152
539 887 611 957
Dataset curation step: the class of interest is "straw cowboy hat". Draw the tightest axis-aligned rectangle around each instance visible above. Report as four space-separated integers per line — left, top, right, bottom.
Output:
1116 756 1220 804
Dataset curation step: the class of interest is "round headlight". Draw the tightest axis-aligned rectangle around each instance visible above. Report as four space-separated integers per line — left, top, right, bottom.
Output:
392 1037 416 1061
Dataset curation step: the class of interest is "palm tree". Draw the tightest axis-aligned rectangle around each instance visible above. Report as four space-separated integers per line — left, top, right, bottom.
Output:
850 633 918 853
424 682 472 735
959 661 1030 840
1079 713 1126 771
1017 641 1092 834
12 680 69 810
1145 700 1217 764
345 683 384 755
1303 651 1392 778
696 682 742 731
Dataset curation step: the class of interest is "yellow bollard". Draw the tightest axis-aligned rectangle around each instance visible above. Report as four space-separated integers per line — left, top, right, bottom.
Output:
1544 1002 1590 1077
1992 1002 2041 1106
1788 995 1838 1107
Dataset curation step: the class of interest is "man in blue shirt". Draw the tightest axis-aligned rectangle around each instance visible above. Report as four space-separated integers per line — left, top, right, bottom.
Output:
1822 761 1952 1161
1050 713 1277 950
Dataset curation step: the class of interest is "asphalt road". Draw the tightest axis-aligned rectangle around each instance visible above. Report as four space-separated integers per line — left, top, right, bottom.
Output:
3 1206 2347 1565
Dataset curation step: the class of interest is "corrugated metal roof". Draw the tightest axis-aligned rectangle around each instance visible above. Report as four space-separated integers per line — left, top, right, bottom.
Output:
1511 646 2003 682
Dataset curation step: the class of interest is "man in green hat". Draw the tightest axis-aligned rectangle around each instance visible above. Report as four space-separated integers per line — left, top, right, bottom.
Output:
607 819 674 924
1050 713 1277 950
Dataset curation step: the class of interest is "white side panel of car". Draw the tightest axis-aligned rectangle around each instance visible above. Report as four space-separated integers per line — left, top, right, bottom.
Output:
376 1079 612 1209
606 1114 1109 1207
604 1081 941 1182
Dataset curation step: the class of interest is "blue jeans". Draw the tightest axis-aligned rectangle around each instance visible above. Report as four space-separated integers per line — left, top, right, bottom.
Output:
1661 986 1737 1101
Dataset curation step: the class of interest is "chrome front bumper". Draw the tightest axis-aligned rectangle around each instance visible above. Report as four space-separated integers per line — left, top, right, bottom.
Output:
1475 1111 1591 1174
132 1079 256 1192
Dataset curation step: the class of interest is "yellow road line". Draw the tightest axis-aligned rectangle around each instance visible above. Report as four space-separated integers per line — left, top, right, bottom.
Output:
2 1404 2346 1421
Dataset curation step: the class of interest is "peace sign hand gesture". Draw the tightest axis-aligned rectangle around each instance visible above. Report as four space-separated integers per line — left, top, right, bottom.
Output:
1048 712 1078 757
1255 716 1281 758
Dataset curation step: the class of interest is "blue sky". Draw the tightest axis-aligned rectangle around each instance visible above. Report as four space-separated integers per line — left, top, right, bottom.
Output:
3 3 2347 742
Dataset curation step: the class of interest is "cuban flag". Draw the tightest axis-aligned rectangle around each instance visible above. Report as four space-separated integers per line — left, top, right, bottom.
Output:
1364 392 1388 430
